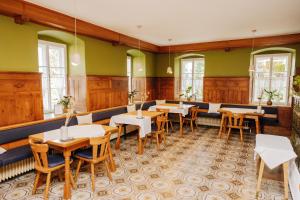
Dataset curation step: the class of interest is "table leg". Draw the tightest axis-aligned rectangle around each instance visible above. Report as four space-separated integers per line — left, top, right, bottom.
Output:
63 150 71 200
115 125 122 150
107 139 116 172
137 131 144 155
255 117 261 134
256 158 265 197
179 114 183 137
283 162 289 200
218 114 225 138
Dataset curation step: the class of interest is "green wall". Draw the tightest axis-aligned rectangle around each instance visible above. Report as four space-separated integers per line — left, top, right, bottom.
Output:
155 43 300 77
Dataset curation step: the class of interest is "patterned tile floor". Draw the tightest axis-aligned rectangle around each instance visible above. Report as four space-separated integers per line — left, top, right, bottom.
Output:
0 127 291 200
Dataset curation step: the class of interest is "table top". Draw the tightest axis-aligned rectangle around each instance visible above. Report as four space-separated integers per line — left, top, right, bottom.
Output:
29 125 118 148
219 107 264 116
125 111 163 118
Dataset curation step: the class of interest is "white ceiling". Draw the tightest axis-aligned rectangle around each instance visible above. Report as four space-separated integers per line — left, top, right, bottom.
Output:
26 0 300 45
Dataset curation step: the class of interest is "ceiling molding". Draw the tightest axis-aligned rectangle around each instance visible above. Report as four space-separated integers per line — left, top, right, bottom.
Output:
1 0 300 53
159 33 300 53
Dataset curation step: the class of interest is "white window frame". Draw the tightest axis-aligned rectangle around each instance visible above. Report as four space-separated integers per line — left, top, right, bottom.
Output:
251 53 292 105
127 55 132 93
180 57 205 100
38 40 67 113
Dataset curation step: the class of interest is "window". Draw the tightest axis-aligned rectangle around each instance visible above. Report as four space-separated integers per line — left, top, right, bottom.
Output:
38 40 67 113
181 57 205 100
127 55 132 92
251 53 292 105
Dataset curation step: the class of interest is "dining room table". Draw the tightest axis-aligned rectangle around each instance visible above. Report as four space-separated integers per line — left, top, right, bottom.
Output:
28 124 118 200
148 103 195 137
110 110 163 155
218 107 267 137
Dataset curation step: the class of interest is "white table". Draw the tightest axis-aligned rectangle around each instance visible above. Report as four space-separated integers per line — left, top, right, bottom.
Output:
148 103 194 136
255 134 297 200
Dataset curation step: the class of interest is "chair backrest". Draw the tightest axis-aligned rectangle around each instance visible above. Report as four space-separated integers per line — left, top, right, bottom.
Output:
190 106 199 120
155 115 167 132
127 104 136 112
29 139 49 169
89 133 111 161
227 112 244 128
156 108 169 118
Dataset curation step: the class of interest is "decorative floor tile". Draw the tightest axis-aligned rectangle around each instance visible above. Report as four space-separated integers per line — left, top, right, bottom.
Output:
0 127 292 199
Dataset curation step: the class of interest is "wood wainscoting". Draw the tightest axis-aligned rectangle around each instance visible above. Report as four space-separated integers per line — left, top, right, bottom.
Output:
203 77 250 104
86 75 128 111
132 77 157 101
155 77 175 100
0 72 43 127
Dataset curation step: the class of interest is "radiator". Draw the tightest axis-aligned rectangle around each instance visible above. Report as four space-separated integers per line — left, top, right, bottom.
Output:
196 117 221 127
0 157 34 182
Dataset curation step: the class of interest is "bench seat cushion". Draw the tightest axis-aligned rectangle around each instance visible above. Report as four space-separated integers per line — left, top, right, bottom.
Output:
0 145 32 167
198 112 221 119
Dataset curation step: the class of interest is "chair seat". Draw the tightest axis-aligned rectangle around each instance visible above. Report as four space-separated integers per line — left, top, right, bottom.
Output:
48 154 65 168
75 149 93 160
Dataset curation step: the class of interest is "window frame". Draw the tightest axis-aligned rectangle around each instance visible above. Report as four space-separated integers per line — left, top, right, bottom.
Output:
251 52 292 105
127 54 133 93
180 57 205 101
38 40 67 113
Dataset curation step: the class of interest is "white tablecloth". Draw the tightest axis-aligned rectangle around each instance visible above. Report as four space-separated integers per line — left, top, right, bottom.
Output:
148 104 193 116
222 107 264 114
43 124 105 142
109 114 151 138
254 134 297 169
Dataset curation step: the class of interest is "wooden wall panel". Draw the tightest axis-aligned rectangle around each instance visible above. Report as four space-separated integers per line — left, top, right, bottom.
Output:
203 77 250 104
155 77 175 100
0 72 43 127
86 75 128 111
131 77 157 101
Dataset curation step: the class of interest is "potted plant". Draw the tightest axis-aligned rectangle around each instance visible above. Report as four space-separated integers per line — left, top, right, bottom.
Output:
128 89 138 105
293 75 300 92
58 96 73 113
264 89 280 106
180 86 194 101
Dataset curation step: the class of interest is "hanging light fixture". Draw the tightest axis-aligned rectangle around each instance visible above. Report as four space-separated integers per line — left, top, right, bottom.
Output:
249 29 257 72
136 25 143 72
71 0 81 66
166 38 173 74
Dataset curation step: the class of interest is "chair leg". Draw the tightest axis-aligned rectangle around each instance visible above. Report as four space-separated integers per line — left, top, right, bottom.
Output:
169 121 174 132
166 122 169 135
156 134 160 150
91 164 95 191
32 171 41 194
190 120 194 133
44 172 51 200
239 128 244 143
74 159 82 182
70 171 76 189
105 160 112 181
226 128 232 141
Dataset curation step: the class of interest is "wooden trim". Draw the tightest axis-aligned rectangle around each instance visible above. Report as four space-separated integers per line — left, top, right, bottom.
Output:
1 0 299 53
159 33 300 53
0 138 28 150
0 0 159 52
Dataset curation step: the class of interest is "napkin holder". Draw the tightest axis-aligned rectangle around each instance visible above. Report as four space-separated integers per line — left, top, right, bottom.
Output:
257 105 262 113
137 109 143 118
60 126 69 141
179 101 183 108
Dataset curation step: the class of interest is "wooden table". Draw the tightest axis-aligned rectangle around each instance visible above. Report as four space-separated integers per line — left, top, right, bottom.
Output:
29 125 118 200
218 108 264 137
114 111 163 155
149 103 194 137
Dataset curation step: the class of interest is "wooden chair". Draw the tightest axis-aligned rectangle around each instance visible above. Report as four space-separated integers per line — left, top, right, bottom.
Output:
218 111 230 138
226 112 245 143
156 108 174 134
29 139 75 200
145 115 167 150
74 133 112 191
183 106 199 134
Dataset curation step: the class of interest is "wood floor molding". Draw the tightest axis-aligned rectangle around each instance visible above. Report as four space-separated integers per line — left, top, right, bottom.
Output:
0 71 43 126
1 0 300 53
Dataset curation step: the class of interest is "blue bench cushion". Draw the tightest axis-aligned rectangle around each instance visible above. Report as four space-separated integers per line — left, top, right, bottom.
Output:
48 154 65 168
0 145 32 167
198 112 221 118
92 107 127 122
